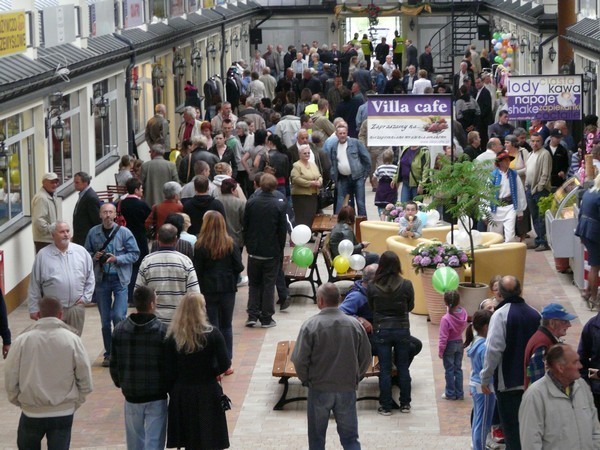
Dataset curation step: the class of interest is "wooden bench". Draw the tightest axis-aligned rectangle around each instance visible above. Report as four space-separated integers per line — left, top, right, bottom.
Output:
321 234 362 284
96 184 126 203
282 234 322 303
272 340 389 410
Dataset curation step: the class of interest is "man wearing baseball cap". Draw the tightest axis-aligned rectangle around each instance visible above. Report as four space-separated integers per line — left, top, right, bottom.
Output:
489 150 527 243
523 303 577 388
31 173 60 253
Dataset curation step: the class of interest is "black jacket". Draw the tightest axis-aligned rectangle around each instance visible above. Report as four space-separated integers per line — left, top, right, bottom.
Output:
243 191 287 258
110 313 169 403
0 289 10 346
193 246 244 294
476 87 494 126
367 276 414 330
299 76 323 95
375 43 390 65
418 52 434 75
209 144 238 179
183 195 226 236
545 144 570 188
259 149 291 180
329 223 362 259
72 188 101 246
119 196 152 259
178 148 220 183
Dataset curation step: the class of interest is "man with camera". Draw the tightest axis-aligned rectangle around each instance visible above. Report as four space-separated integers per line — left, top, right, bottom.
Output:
85 203 140 367
28 221 95 336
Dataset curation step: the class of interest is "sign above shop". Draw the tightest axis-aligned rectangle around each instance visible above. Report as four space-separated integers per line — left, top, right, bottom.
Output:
43 5 76 49
124 0 144 29
367 94 452 147
0 11 26 58
90 0 114 37
506 75 583 121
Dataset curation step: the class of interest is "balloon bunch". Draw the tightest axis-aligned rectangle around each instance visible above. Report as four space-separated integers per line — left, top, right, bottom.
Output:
431 266 460 294
333 239 366 274
290 225 314 268
491 31 515 69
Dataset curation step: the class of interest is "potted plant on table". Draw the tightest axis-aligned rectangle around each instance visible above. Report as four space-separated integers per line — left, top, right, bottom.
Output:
419 156 500 315
410 241 470 324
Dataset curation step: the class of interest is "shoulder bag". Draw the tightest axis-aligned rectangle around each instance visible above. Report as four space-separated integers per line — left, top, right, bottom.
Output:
115 200 127 227
314 156 335 209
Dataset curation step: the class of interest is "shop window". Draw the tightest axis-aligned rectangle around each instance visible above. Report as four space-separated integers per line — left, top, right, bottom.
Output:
93 78 119 162
48 93 81 185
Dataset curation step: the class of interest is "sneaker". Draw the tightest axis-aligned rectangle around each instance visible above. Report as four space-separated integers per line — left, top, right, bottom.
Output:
377 406 392 416
491 425 505 444
400 404 411 413
526 243 540 250
535 244 550 252
441 393 454 400
101 356 110 367
237 276 249 287
261 319 277 328
280 297 292 311
245 318 257 327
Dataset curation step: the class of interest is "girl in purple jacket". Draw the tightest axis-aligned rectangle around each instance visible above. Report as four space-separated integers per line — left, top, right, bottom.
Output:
439 290 468 400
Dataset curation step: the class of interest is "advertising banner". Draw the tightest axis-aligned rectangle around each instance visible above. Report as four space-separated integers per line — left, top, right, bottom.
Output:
170 0 185 16
43 5 76 48
90 0 114 37
123 0 144 29
506 75 582 121
0 11 26 57
366 94 452 147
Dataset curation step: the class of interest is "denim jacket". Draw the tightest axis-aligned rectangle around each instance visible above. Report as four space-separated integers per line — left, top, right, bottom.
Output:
84 224 140 286
328 136 371 181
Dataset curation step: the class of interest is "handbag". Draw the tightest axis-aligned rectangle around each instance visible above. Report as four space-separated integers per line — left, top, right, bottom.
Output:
247 146 267 181
218 380 232 411
263 150 277 176
317 180 335 210
115 201 127 227
146 206 157 240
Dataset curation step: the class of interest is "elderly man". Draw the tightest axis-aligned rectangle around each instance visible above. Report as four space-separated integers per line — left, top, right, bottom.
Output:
85 203 140 367
5 296 93 450
72 171 101 246
489 150 527 243
524 303 577 389
141 144 179 207
292 283 371 450
519 344 600 449
329 124 371 216
135 224 199 324
260 67 277 100
251 50 266 74
481 276 540 450
28 221 95 335
381 54 396 79
402 65 418 94
177 106 202 149
145 103 170 149
275 104 302 148
31 172 60 253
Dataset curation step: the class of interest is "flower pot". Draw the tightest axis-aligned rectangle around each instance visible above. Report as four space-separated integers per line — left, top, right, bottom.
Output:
420 268 446 325
458 282 489 318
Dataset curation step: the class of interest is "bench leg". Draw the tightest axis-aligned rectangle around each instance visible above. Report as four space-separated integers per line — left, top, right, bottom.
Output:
273 376 308 410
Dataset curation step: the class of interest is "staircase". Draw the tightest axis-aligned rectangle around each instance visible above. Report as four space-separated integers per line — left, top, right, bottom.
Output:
428 2 486 87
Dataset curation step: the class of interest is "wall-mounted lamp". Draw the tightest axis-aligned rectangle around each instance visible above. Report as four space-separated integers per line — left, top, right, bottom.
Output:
131 83 142 102
241 29 248 43
208 42 217 60
509 33 518 48
90 84 109 119
232 33 240 48
409 19 415 31
0 130 6 156
191 47 203 66
45 92 65 140
330 21 336 33
224 41 230 54
519 36 529 54
531 43 539 63
547 44 557 63
174 53 186 77
560 63 571 75
583 65 597 94
152 65 165 87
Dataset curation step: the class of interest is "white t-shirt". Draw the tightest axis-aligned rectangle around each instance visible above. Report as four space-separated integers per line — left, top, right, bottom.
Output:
336 141 351 176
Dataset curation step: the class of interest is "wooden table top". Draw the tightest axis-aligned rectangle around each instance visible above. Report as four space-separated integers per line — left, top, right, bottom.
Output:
311 214 338 232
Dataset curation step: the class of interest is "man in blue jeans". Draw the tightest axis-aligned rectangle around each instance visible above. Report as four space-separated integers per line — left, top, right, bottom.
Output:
329 124 371 216
292 283 372 450
85 203 140 367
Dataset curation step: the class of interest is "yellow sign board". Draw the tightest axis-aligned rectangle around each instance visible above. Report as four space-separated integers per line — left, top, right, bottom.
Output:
0 11 26 57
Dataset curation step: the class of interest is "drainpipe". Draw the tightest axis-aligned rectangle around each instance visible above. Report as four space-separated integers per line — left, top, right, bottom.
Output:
114 33 138 157
537 34 558 75
212 8 227 80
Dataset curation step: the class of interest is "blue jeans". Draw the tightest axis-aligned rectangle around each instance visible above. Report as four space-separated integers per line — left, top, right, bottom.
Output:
400 183 419 203
526 188 549 246
124 399 167 450
307 389 361 450
496 389 524 450
470 387 496 450
205 292 236 359
373 328 411 408
96 273 128 357
336 175 366 216
442 339 464 399
17 413 73 450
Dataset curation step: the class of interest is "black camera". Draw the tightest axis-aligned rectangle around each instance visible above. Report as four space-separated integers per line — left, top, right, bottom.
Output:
98 253 111 264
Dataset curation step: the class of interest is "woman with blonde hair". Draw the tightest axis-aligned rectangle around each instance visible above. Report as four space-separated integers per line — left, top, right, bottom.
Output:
193 211 244 371
165 292 231 449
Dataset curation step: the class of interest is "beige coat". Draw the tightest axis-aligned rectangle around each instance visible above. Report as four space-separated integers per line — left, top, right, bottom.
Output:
31 188 59 243
291 161 322 195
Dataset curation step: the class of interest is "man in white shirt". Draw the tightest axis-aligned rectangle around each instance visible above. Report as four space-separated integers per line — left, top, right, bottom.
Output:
382 55 395 79
475 137 504 167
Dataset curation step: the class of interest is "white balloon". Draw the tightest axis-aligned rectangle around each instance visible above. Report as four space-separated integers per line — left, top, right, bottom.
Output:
349 254 366 271
426 209 440 227
291 224 312 245
456 230 470 249
457 216 473 231
338 239 355 258
446 231 453 245
472 230 482 247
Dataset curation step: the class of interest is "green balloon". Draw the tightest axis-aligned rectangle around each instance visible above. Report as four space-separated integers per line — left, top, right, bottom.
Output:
432 267 460 294
494 55 504 64
293 246 314 268
493 32 502 40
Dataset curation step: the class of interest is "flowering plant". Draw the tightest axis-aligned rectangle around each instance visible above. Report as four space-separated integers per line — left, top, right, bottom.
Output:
381 202 405 222
410 241 470 274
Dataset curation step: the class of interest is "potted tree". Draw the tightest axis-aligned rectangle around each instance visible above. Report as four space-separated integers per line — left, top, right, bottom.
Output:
420 156 500 315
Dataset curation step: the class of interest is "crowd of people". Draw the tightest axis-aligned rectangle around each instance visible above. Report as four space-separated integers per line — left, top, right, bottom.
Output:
2 33 600 450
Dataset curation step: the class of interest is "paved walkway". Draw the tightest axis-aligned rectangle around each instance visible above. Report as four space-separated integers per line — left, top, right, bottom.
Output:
0 189 593 449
